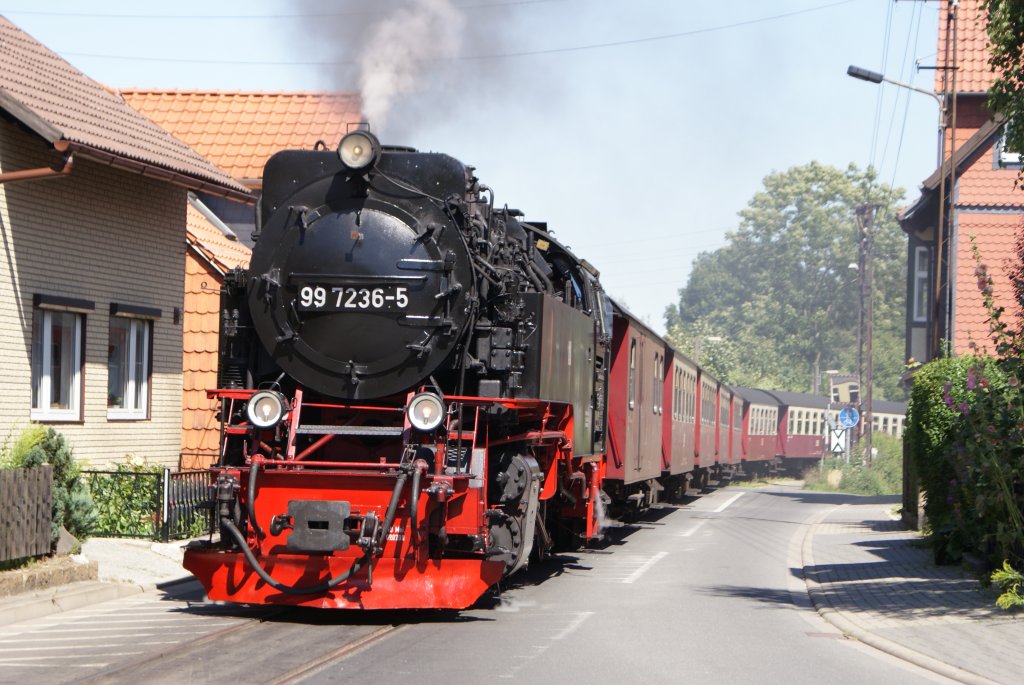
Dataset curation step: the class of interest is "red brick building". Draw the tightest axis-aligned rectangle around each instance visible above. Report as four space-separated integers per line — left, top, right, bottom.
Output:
899 0 1024 362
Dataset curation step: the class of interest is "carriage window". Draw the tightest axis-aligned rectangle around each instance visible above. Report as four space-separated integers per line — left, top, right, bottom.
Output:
628 340 636 410
687 373 695 422
652 354 661 414
673 367 681 420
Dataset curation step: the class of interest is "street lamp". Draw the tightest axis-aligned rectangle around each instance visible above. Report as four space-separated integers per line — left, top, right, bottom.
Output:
847 64 951 362
846 66 944 125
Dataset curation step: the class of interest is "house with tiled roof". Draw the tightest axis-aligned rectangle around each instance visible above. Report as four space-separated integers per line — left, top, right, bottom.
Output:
0 16 250 467
899 0 1024 363
120 90 362 467
121 90 363 245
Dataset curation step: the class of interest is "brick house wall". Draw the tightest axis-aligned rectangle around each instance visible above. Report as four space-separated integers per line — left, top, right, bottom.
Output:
0 119 186 468
900 0 1024 363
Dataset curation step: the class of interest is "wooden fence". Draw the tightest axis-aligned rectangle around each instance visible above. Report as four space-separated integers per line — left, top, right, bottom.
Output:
0 465 52 562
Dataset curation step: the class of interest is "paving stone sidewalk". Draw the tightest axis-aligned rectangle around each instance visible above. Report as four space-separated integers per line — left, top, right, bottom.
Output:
804 499 1023 685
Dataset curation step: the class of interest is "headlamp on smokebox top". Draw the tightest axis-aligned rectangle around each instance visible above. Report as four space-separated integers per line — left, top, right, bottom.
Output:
338 130 381 172
246 390 287 429
407 392 446 432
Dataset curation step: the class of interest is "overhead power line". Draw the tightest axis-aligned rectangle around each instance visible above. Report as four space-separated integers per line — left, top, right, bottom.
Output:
0 0 560 20
19 0 864 67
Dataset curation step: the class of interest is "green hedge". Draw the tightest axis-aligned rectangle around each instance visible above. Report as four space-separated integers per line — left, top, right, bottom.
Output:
906 353 1023 566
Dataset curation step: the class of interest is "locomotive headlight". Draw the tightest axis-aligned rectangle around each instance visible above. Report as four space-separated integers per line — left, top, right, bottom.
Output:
338 131 381 172
407 392 446 432
246 390 286 429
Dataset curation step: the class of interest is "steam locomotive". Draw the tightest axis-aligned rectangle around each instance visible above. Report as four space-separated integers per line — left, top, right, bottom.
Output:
184 131 611 609
182 131 905 610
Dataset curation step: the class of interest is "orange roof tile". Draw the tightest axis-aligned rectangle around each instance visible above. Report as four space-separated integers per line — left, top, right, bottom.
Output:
936 0 995 95
186 204 251 273
0 17 249 199
120 90 363 184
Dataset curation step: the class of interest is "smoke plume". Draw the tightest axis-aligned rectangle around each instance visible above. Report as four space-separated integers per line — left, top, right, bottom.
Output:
294 0 550 142
358 0 465 133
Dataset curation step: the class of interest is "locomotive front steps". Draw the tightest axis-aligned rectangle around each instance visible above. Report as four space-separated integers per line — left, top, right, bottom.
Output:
295 425 404 437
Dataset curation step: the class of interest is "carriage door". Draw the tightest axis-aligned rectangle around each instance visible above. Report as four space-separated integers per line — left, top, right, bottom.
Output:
630 336 644 471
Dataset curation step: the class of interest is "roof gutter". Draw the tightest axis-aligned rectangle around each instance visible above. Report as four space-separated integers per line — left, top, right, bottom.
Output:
62 141 254 204
0 140 73 184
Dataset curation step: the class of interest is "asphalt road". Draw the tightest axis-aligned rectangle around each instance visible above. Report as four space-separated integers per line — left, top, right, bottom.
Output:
0 483 952 685
300 483 949 684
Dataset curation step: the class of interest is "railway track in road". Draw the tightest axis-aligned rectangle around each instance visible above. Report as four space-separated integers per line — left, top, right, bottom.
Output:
66 606 408 685
0 580 411 685
262 624 406 685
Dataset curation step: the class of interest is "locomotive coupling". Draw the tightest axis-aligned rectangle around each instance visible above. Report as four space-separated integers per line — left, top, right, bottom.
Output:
269 514 293 537
215 474 240 521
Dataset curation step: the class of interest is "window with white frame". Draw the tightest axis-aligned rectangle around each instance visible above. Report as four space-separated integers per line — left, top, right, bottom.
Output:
31 297 90 422
107 304 158 419
913 246 929 323
999 126 1021 167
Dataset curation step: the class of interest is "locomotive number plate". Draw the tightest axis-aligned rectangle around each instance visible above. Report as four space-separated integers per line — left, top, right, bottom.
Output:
297 284 410 311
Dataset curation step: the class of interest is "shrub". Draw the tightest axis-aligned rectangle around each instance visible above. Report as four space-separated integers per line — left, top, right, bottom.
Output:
992 561 1024 610
8 426 97 547
0 423 47 469
802 436 902 496
86 456 163 537
870 433 904 493
904 355 1003 562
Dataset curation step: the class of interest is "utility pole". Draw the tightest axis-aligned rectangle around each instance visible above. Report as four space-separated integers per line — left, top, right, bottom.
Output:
856 203 879 464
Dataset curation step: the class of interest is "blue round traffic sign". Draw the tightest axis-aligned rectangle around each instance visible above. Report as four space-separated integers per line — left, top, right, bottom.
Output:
838 406 860 429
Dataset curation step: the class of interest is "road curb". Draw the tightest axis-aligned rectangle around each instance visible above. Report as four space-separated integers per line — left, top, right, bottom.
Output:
0 580 145 627
800 505 1001 685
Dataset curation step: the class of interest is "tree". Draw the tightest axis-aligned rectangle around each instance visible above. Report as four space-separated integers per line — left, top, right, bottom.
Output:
984 0 1024 164
664 162 907 399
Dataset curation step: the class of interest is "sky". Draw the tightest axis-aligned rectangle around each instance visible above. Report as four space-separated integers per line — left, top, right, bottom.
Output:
1 0 942 334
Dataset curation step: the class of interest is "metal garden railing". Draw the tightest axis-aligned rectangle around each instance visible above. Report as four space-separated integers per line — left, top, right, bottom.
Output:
82 468 214 542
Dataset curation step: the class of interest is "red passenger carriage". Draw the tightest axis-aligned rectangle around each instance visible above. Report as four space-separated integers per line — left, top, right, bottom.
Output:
733 387 781 477
605 301 666 509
